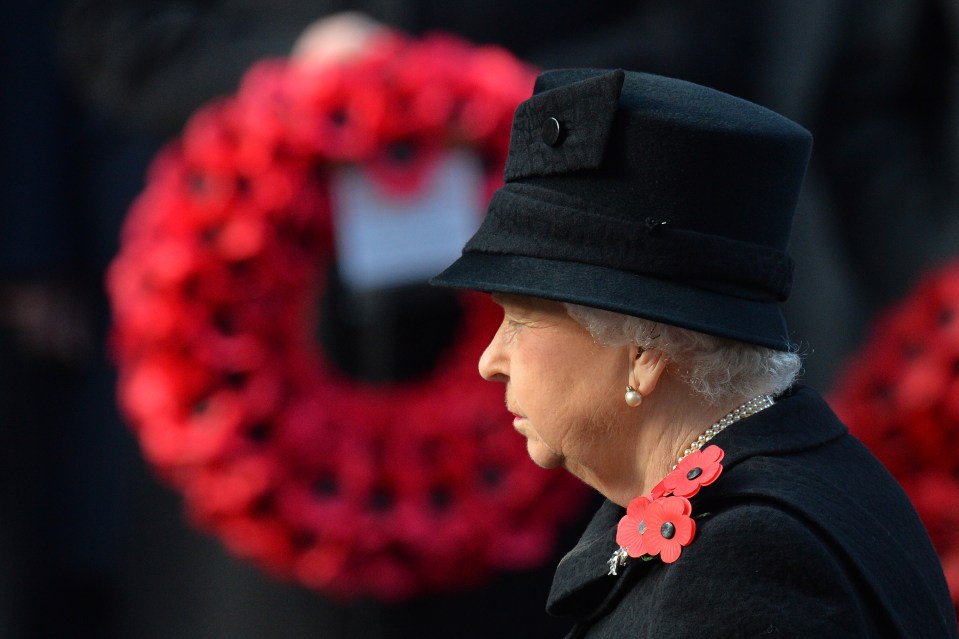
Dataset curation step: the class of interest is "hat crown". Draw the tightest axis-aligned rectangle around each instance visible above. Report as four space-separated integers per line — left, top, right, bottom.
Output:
432 68 813 350
506 69 811 252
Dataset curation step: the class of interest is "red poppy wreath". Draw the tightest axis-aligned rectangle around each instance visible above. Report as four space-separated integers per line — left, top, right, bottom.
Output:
107 32 591 601
829 259 959 613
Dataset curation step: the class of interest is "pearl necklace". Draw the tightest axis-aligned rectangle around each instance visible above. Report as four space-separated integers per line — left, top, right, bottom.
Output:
607 394 774 576
671 394 774 470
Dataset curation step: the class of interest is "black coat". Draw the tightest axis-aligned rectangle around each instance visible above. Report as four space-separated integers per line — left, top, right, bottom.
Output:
547 386 957 638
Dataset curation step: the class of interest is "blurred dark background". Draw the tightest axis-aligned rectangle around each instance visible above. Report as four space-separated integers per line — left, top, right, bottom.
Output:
3 1 959 637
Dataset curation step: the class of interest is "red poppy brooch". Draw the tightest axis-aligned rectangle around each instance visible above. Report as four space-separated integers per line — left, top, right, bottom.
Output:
609 445 725 574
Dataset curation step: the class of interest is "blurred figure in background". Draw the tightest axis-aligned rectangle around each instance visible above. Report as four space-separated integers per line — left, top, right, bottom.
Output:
1 0 948 637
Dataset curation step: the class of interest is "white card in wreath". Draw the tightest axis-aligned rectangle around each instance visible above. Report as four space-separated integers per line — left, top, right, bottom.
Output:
330 149 485 291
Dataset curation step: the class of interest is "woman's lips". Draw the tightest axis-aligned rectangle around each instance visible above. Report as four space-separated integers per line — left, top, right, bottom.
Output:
507 399 526 431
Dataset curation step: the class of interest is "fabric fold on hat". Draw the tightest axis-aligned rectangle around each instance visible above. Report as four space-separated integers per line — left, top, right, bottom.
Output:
468 183 794 303
505 69 625 181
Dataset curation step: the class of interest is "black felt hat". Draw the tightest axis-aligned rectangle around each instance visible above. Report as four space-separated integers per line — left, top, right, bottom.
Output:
431 69 812 351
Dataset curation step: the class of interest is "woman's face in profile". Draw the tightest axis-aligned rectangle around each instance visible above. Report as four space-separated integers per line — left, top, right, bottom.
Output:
479 294 629 477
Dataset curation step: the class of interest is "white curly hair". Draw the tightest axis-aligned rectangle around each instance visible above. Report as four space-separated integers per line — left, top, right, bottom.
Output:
564 303 802 404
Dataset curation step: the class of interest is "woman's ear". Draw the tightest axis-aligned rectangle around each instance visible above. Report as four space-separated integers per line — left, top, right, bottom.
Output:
630 348 669 397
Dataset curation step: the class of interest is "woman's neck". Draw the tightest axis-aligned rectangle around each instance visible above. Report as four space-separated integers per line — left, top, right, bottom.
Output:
603 376 744 507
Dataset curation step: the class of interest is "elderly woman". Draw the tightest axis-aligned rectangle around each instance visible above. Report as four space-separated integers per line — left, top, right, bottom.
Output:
432 69 957 637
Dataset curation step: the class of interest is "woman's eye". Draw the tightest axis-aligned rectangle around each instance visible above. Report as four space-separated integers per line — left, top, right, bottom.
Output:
505 312 533 327
501 314 529 340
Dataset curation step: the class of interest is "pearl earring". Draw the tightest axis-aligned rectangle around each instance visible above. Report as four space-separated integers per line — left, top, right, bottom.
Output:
625 386 642 407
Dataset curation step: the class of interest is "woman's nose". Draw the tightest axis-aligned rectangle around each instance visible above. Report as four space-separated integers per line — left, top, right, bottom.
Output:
478 320 508 382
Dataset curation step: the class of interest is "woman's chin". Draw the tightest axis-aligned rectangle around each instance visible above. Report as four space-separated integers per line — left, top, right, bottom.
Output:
526 440 564 470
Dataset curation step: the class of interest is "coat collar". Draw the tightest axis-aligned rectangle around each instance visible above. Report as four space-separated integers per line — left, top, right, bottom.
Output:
546 385 846 619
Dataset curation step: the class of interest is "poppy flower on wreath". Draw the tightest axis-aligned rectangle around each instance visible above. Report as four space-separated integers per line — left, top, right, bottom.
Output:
107 31 593 601
829 259 959 615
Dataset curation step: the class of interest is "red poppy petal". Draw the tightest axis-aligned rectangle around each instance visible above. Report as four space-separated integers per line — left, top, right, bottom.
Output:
660 496 692 517
626 495 652 519
616 515 636 538
643 532 664 557
669 481 700 499
616 516 646 557
701 445 724 464
673 517 696 545
649 480 667 500
659 541 682 563
661 475 679 493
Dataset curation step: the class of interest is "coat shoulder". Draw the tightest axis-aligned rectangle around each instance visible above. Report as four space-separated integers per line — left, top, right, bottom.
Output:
582 502 879 637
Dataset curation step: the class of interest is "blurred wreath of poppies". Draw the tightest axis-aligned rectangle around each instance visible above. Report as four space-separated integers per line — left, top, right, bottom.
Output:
829 259 959 612
107 32 591 600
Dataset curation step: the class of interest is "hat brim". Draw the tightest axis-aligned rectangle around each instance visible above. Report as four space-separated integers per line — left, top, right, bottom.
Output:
431 252 793 351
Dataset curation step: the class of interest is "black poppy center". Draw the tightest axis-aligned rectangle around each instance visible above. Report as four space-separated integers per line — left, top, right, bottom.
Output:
387 140 417 164
660 522 676 539
686 467 703 481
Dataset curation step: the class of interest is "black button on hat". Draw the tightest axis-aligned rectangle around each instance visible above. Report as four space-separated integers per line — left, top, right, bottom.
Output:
542 117 563 146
